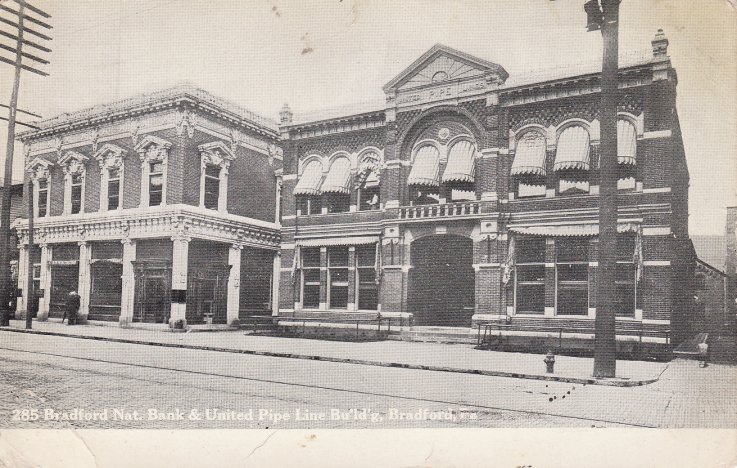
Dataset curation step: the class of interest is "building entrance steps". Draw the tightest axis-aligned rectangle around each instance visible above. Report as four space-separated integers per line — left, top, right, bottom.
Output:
2 319 667 387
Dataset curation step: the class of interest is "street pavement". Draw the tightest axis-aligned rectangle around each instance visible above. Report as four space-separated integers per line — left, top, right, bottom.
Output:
0 328 734 429
4 319 666 385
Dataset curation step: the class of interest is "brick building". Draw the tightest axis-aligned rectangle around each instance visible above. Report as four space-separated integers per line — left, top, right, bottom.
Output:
13 86 282 327
0 182 25 315
278 32 694 352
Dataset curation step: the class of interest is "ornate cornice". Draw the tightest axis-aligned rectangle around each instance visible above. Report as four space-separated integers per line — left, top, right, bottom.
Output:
135 134 172 162
26 157 53 180
58 150 88 175
93 143 127 169
198 141 235 169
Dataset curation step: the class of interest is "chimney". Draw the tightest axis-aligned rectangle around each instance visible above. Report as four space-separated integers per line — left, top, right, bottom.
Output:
652 29 669 59
279 104 293 125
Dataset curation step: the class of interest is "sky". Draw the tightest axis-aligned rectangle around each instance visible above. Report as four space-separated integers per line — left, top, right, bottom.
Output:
0 0 735 235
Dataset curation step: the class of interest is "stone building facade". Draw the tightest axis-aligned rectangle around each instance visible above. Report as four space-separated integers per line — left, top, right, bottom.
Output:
13 86 282 327
278 33 694 351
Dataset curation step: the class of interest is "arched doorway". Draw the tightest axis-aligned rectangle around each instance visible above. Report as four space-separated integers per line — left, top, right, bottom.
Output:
408 235 475 327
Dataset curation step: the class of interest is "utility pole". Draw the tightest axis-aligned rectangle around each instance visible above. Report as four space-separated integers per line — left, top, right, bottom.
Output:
0 0 52 329
590 0 619 378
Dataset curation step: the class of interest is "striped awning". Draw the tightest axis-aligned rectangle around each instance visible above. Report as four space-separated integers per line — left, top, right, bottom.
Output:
553 126 591 172
296 236 379 247
511 132 547 177
407 145 440 187
321 157 352 194
293 160 324 196
442 140 476 183
617 119 637 165
509 223 639 237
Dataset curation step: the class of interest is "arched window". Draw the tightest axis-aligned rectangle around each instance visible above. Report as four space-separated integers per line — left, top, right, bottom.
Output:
443 139 477 201
322 157 352 213
408 145 441 205
294 159 324 215
554 125 590 195
617 119 637 190
511 131 547 198
356 153 381 211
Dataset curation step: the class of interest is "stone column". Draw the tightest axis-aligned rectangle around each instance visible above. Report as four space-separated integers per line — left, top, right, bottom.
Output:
119 238 136 326
170 234 190 326
77 241 91 323
37 243 51 321
272 251 281 317
15 244 28 317
227 244 242 326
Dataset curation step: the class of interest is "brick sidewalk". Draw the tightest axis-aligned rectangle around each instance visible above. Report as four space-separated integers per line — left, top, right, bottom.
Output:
2 319 667 386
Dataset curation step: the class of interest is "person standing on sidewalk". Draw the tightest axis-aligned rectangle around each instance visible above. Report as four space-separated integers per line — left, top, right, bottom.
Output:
65 291 80 326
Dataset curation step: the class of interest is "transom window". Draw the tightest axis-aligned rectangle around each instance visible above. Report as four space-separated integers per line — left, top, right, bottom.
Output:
149 162 164 206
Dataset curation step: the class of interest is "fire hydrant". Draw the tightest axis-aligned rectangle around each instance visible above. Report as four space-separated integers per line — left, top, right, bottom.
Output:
544 351 556 374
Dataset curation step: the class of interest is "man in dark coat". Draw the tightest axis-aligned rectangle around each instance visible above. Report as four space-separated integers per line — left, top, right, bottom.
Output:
65 291 80 325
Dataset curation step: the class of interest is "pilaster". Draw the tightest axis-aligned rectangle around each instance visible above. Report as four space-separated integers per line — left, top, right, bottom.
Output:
170 234 190 325
227 244 242 325
15 244 28 316
119 238 136 326
38 243 51 321
77 241 91 323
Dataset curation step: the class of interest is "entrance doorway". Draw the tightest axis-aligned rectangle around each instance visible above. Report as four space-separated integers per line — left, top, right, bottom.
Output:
408 235 475 327
49 264 79 318
186 266 230 325
132 260 172 323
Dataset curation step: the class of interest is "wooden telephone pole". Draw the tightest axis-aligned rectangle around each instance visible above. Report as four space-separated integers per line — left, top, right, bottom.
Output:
0 0 51 329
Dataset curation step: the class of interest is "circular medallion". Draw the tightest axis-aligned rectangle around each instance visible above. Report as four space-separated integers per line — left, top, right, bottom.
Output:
438 127 450 141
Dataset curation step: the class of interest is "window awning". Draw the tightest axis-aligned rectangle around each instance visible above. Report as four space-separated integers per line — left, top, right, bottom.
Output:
442 140 476 183
511 133 547 177
553 126 590 172
617 119 637 165
296 236 379 247
293 160 324 196
321 157 352 195
509 223 639 237
407 145 440 187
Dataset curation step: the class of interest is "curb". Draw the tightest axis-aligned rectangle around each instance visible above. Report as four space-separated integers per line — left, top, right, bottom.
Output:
0 327 658 387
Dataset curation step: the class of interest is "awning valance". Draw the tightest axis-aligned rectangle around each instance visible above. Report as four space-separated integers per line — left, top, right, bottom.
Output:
553 126 591 172
617 119 637 165
509 223 639 237
407 145 440 187
321 157 352 194
293 160 324 196
442 140 476 183
511 133 547 177
296 236 379 247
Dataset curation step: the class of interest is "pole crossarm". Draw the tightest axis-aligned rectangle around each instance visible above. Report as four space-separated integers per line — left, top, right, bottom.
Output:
0 3 53 30
0 41 50 65
0 16 53 41
12 0 51 19
0 29 52 53
0 54 48 76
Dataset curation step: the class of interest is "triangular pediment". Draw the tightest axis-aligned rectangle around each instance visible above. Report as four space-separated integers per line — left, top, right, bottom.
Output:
384 44 508 93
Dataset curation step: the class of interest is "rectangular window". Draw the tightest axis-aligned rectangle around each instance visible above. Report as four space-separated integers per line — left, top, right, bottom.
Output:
71 174 83 214
356 245 378 310
149 162 163 206
328 247 349 309
326 194 350 213
301 248 320 309
37 178 48 217
358 186 380 211
515 238 546 314
556 238 589 315
297 196 322 216
615 235 637 317
204 164 220 210
32 264 41 296
108 168 120 210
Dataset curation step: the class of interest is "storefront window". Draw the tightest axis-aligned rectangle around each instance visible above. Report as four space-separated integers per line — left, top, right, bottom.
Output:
515 237 546 314
301 248 320 309
328 247 349 309
616 235 637 317
356 245 378 310
556 238 589 315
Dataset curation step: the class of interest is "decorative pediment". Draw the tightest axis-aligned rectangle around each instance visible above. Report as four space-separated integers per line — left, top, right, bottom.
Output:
384 44 508 93
198 141 235 168
134 135 172 162
26 157 53 180
93 143 128 169
58 150 89 175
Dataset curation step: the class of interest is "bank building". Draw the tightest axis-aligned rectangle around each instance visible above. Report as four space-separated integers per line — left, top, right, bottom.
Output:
13 31 697 354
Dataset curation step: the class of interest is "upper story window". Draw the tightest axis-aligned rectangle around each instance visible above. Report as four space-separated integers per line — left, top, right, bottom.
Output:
37 178 48 217
511 131 547 198
198 141 234 212
617 119 638 190
59 150 89 215
107 168 121 210
94 143 127 212
408 136 478 205
356 154 381 211
294 159 325 216
408 145 441 205
322 157 351 213
135 135 172 208
27 158 52 218
149 161 164 206
553 125 591 195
